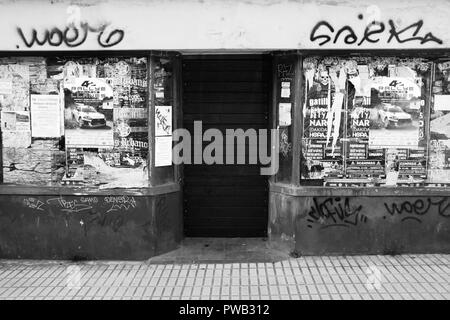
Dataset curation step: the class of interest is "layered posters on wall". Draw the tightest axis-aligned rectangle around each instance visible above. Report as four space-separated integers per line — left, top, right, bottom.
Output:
153 58 174 167
1 59 66 186
62 58 149 187
301 57 430 186
301 59 345 182
428 60 450 184
0 64 31 148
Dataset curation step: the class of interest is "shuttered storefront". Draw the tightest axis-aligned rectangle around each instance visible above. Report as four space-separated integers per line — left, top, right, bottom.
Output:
182 55 271 237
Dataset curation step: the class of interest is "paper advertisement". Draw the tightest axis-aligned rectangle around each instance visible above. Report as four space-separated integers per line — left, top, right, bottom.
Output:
97 59 148 108
155 136 173 167
281 82 291 98
113 107 149 170
385 148 427 183
301 63 345 181
301 57 430 186
64 77 114 148
278 103 291 127
434 95 450 111
30 94 61 138
155 106 172 136
427 140 450 183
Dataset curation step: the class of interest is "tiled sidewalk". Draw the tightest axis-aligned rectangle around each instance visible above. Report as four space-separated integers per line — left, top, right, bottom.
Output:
0 254 448 300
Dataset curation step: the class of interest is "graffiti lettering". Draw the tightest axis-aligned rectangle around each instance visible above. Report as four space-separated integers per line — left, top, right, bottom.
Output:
80 197 98 205
310 14 442 47
277 64 294 80
23 198 45 211
384 197 450 222
16 22 124 49
432 198 450 217
46 197 92 213
86 210 125 232
387 20 443 45
155 108 171 135
306 197 366 229
104 196 137 213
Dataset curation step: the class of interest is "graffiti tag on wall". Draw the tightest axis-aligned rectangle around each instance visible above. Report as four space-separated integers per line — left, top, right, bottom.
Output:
306 197 367 229
19 195 139 233
310 14 443 47
304 197 450 230
384 197 450 223
16 22 124 49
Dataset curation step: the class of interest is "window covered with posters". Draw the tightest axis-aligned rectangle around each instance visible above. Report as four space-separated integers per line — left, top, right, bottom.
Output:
0 55 174 189
429 59 450 185
301 56 433 187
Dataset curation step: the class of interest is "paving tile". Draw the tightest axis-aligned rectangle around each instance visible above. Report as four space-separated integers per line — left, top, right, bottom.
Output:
0 254 448 300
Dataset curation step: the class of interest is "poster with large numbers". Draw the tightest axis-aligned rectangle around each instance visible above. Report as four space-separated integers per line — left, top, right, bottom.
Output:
301 59 345 182
301 57 431 186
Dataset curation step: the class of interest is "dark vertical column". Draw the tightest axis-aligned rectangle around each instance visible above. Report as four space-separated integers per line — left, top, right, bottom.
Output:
425 62 435 179
148 53 156 186
149 52 178 186
269 54 278 185
272 53 296 184
173 55 182 185
292 54 303 186
0 129 3 183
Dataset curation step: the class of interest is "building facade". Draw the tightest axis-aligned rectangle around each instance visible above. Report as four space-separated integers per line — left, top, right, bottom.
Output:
0 0 449 259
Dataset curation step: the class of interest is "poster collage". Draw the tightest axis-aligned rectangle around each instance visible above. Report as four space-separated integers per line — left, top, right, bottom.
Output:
428 60 450 184
301 56 432 187
0 56 172 188
60 57 149 188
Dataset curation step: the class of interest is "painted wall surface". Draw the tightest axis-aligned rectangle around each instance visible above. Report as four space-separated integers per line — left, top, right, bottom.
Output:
269 192 450 255
0 0 448 51
0 192 182 260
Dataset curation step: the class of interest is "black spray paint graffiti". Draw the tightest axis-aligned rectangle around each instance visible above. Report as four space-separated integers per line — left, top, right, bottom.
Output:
384 198 450 223
277 64 294 81
83 209 126 234
16 22 124 49
306 197 367 229
155 108 171 135
310 14 443 46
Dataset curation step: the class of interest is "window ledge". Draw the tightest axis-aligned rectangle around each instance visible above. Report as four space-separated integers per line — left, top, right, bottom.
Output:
269 182 450 197
0 183 180 196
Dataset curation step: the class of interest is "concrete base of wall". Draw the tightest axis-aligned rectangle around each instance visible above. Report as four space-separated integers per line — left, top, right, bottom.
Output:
269 188 450 255
0 191 182 260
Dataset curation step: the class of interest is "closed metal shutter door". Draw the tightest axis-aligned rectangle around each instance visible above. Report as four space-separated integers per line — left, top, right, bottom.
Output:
182 55 270 237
